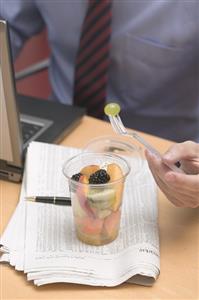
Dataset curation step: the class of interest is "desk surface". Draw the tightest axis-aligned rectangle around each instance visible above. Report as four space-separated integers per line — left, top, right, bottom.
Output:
1 116 198 300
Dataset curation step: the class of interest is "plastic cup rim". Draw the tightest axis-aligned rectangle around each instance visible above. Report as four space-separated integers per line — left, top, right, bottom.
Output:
62 151 131 187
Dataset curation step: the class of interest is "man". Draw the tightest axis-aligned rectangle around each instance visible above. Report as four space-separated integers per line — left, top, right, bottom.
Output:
1 0 199 142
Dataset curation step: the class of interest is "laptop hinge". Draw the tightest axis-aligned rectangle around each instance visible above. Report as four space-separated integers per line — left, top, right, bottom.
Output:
0 160 22 182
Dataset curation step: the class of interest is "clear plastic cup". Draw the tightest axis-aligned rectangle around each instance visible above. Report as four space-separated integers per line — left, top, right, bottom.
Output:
83 135 144 181
62 152 130 246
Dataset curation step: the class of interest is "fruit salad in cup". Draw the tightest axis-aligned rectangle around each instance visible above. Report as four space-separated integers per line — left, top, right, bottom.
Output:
70 163 125 246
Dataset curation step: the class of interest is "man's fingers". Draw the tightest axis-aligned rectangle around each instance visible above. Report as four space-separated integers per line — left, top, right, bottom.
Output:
146 149 199 207
163 141 199 164
147 161 185 207
165 172 199 193
146 149 199 193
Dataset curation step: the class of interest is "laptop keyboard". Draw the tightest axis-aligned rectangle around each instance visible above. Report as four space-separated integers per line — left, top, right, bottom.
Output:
21 121 43 144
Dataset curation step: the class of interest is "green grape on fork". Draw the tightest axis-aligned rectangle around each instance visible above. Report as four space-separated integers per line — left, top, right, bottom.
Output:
104 102 184 174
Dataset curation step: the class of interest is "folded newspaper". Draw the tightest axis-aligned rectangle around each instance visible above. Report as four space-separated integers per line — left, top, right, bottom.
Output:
0 141 160 286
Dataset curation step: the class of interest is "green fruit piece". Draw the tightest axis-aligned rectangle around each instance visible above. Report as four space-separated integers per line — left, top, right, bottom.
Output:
107 163 124 211
104 103 121 117
87 189 116 210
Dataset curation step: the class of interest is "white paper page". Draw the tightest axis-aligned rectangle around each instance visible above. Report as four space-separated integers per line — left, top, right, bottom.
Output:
0 205 18 263
29 263 157 286
0 172 27 270
24 162 160 286
12 200 26 271
26 142 81 197
1 141 160 287
0 196 24 264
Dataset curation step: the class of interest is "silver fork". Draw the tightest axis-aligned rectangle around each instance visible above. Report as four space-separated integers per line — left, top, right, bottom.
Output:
108 114 184 174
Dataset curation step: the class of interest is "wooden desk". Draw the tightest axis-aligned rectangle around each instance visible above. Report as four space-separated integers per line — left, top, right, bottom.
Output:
1 116 198 300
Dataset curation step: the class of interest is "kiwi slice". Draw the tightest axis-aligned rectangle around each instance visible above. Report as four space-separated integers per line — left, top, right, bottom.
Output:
87 189 115 209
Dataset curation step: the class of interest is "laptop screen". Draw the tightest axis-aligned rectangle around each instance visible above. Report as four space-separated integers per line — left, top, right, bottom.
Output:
0 20 85 182
0 64 14 162
0 20 23 167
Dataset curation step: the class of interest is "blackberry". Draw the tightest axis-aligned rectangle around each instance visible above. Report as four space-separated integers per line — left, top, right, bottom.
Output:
71 172 82 182
89 169 110 184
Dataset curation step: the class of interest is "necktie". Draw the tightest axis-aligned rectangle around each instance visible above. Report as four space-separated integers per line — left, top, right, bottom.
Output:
73 0 112 118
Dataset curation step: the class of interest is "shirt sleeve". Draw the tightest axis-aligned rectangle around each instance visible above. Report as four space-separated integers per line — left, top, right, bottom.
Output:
0 0 45 59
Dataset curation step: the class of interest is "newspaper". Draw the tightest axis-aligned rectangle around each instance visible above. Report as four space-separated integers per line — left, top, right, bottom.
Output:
0 141 160 286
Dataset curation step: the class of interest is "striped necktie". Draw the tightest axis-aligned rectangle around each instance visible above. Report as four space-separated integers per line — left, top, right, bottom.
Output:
73 0 112 119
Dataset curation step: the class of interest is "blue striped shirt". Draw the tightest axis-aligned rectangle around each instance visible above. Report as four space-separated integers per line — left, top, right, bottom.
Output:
1 0 199 141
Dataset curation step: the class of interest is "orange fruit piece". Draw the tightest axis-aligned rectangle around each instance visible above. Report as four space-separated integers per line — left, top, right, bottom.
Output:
76 216 104 235
103 210 121 237
80 164 100 177
76 175 94 218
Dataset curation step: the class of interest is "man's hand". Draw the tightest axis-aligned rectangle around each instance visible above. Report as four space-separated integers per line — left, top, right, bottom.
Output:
145 141 199 208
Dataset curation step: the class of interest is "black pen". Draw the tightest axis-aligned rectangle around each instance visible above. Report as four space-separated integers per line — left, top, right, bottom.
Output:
26 196 71 206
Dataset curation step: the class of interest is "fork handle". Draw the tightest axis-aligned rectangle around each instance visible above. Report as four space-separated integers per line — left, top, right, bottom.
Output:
130 132 184 174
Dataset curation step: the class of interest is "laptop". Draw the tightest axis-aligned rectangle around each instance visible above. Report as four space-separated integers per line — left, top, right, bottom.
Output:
0 20 85 182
